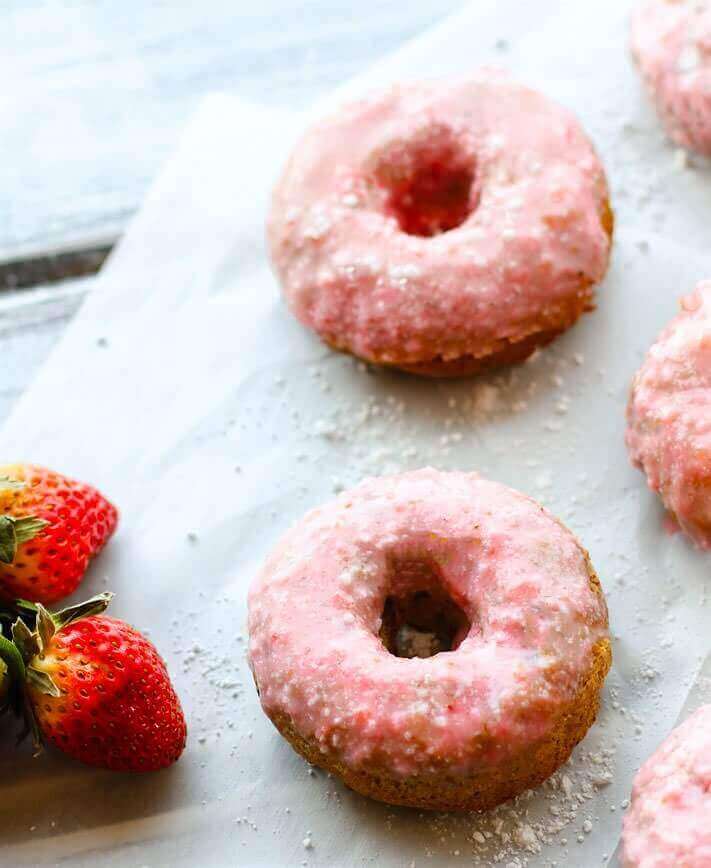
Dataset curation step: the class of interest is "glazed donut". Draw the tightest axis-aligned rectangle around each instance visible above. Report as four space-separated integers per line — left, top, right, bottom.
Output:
626 282 711 548
248 469 611 811
631 0 711 155
268 73 613 377
621 704 711 868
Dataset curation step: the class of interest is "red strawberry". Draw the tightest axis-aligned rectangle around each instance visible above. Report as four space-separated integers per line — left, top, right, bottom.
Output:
0 464 118 604
2 593 186 772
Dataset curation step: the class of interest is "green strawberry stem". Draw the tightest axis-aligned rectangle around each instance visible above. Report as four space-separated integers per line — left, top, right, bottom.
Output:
0 592 113 632
0 633 25 682
0 592 115 755
11 618 40 662
0 635 41 748
0 598 38 624
50 592 113 631
0 515 49 564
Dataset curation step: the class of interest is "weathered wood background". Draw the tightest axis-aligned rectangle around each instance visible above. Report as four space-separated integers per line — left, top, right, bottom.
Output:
2 1 459 421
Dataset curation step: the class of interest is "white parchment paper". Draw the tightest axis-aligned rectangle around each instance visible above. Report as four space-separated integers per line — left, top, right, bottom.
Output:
608 649 711 866
1 1 709 865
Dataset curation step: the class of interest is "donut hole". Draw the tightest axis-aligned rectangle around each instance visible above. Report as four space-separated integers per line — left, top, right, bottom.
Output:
379 558 471 658
374 127 477 237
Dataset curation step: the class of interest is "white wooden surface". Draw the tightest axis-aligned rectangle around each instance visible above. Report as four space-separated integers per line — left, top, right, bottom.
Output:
1 1 460 422
3 0 460 260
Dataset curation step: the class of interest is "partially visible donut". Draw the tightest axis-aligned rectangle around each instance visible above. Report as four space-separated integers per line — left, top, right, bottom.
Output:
631 0 711 155
621 705 711 868
248 469 611 811
626 282 711 548
268 73 613 377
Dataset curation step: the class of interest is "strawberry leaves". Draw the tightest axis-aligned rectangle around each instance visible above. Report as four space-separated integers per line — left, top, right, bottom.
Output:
7 593 112 668
0 518 16 564
0 592 115 751
51 592 113 631
0 516 48 564
0 472 49 564
0 633 26 683
0 632 28 731
25 668 60 698
10 618 39 661
11 616 56 701
8 593 113 701
36 605 56 651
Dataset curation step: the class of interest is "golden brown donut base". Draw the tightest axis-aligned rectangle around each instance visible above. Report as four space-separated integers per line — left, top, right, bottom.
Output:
326 296 587 380
266 639 610 812
327 200 614 380
395 320 574 378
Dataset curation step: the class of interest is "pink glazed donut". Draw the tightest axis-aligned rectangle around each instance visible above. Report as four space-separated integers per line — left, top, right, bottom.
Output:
631 0 711 154
621 704 711 868
626 282 711 548
248 469 611 811
268 73 613 377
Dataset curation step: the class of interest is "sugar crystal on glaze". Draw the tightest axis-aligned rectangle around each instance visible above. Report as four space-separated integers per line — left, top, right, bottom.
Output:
632 0 711 154
621 704 711 868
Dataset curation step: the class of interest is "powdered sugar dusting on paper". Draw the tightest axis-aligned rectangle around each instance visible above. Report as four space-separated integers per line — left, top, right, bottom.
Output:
228 327 708 862
2 1 711 864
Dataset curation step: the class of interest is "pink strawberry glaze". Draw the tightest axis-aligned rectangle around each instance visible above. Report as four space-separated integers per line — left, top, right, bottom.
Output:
621 705 711 868
631 0 711 155
248 469 609 779
626 282 711 548
268 72 611 366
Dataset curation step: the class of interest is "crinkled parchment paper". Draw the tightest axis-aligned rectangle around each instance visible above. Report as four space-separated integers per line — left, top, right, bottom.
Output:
0 1 709 865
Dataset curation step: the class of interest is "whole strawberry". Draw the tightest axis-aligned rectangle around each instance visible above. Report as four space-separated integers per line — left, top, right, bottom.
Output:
2 593 186 772
0 464 118 604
